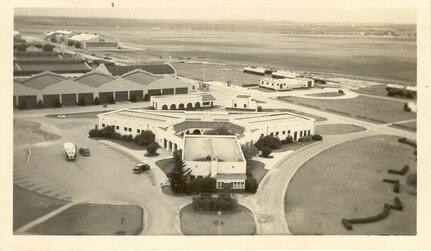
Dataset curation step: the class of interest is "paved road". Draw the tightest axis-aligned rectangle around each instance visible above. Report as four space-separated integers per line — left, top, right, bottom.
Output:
13 115 188 235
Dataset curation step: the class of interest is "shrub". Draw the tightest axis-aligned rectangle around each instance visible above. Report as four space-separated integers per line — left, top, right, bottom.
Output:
255 135 281 150
93 97 100 105
257 106 262 112
298 135 313 142
146 142 160 155
189 177 217 193
172 149 183 163
143 94 150 101
241 142 259 161
260 147 272 158
167 160 189 193
285 135 293 144
121 134 134 142
245 177 258 193
404 103 411 112
134 130 155 146
312 134 323 141
78 98 86 106
406 173 417 189
37 100 43 109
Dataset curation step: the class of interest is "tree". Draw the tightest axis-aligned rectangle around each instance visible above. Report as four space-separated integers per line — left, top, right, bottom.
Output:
204 126 235 135
146 142 160 156
93 97 100 105
108 95 116 104
130 94 137 103
312 134 323 141
78 97 86 106
261 146 272 158
285 135 293 144
255 135 281 150
167 160 189 193
241 142 259 162
172 149 183 163
404 103 411 112
134 130 155 146
245 177 258 193
144 94 150 101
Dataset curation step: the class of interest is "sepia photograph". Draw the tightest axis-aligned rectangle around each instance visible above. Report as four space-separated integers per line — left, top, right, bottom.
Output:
1 0 430 250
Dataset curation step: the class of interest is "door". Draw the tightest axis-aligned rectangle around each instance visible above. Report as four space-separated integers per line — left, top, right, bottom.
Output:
61 93 77 106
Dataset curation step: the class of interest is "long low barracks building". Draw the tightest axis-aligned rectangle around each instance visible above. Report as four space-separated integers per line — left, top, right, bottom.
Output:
13 69 195 108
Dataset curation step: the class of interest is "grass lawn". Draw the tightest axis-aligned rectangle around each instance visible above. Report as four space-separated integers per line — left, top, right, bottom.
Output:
155 158 175 175
305 92 345 97
13 119 61 146
316 124 367 135
278 95 416 123
246 160 267 184
285 135 416 235
46 111 107 119
180 204 256 235
27 203 143 235
13 185 69 231
273 140 318 153
390 120 417 132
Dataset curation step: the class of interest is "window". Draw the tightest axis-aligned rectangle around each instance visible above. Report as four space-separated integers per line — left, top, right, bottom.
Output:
230 182 234 189
300 131 303 137
270 132 274 136
288 130 291 134
137 129 141 133
244 104 247 108
102 123 105 127
282 131 286 135
128 128 132 132
124 127 127 131
234 103 237 107
275 132 279 136
308 130 311 135
116 126 119 130
203 101 210 105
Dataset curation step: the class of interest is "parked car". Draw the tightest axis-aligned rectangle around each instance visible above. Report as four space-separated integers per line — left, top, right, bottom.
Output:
160 181 170 188
78 148 90 156
133 163 150 174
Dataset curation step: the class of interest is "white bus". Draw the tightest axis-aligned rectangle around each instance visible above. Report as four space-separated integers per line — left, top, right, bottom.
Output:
63 142 77 160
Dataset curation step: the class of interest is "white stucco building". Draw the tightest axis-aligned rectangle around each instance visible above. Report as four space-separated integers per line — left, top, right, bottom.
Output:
259 77 314 91
151 93 216 110
183 135 247 191
226 94 257 110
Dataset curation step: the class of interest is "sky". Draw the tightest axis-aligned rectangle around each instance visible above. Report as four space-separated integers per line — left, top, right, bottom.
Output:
12 0 417 24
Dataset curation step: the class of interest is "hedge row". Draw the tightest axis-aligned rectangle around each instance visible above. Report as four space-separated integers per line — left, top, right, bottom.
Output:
388 165 409 176
398 137 417 148
191 196 238 211
325 108 351 116
342 204 391 230
383 179 400 193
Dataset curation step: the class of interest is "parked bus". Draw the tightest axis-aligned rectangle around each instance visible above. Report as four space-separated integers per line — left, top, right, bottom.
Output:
63 142 77 160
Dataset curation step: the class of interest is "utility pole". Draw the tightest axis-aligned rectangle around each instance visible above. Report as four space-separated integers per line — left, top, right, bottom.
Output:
218 211 221 235
201 68 205 82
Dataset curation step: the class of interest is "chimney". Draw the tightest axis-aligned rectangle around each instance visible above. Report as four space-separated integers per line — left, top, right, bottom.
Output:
210 157 218 177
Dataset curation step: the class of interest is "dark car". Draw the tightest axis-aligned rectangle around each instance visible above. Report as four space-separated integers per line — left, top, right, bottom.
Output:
78 148 90 156
133 163 150 174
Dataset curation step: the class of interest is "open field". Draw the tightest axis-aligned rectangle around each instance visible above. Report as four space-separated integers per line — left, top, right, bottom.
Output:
285 135 416 235
13 184 69 231
279 95 416 123
316 124 367 135
15 17 416 85
390 120 417 132
180 204 255 235
27 203 143 235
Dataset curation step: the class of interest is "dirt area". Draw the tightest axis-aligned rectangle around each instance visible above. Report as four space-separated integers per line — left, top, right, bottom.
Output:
285 135 416 235
279 95 416 124
316 124 367 135
27 203 143 235
180 204 255 235
13 184 69 231
14 119 61 147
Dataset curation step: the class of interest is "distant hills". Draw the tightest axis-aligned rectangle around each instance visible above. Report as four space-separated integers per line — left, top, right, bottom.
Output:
14 15 416 37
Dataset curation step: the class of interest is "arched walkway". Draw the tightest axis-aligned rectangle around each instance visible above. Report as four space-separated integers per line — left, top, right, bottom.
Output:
178 103 185 110
162 105 168 110
170 104 176 110
192 129 201 135
186 103 193 110
195 102 201 109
